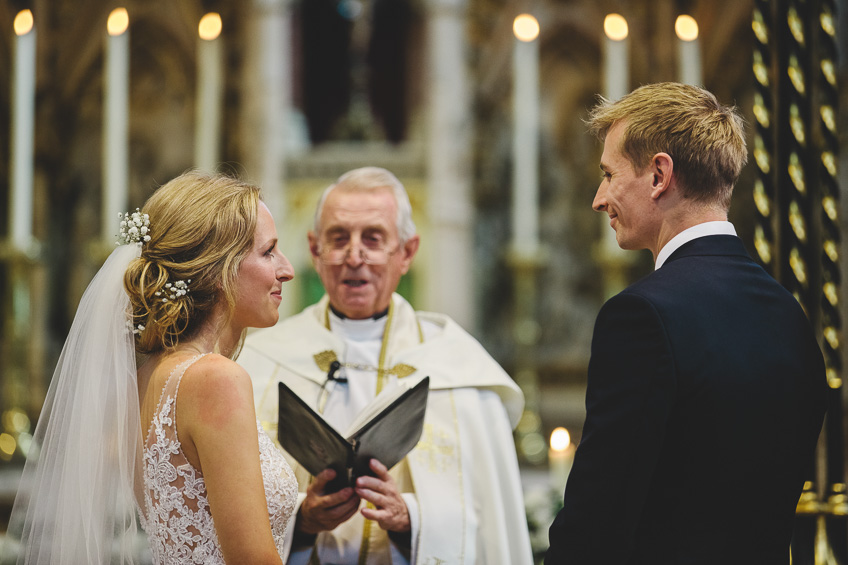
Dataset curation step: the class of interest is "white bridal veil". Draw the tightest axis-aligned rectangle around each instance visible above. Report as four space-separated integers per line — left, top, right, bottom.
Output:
3 244 143 564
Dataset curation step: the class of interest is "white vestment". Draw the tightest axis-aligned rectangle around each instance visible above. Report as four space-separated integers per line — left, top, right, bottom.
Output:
238 293 533 565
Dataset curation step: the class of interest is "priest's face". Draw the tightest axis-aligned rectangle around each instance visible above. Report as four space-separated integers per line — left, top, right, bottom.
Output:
309 186 419 319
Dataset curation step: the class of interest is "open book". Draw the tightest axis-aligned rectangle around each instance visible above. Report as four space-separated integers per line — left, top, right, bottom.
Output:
277 376 429 493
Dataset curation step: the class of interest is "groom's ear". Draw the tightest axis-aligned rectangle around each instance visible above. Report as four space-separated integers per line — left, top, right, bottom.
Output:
650 153 673 200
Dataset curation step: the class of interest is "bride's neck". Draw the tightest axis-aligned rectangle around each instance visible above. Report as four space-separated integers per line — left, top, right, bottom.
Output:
171 308 244 359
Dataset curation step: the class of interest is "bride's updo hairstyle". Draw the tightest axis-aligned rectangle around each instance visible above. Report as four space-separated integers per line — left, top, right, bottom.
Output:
124 171 261 354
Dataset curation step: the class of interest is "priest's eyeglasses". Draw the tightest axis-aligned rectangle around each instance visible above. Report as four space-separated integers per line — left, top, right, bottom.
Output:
317 239 400 265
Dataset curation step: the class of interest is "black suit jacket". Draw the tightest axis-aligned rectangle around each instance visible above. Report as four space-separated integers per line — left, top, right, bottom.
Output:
546 235 826 565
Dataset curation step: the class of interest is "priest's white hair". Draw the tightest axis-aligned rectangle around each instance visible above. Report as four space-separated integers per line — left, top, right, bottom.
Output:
313 166 417 243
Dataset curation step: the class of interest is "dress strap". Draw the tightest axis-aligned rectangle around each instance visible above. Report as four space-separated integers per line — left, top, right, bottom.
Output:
144 353 209 447
169 353 209 406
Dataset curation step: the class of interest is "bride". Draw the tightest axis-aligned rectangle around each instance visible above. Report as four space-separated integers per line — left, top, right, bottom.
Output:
5 172 298 564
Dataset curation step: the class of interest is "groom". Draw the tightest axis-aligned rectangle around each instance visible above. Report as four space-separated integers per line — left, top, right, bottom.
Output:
546 83 826 564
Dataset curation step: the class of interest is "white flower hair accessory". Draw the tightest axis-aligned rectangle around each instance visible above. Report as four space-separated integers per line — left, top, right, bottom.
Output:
117 209 151 246
126 320 145 335
156 279 191 303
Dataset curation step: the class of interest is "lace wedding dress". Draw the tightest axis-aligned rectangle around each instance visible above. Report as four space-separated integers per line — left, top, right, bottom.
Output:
138 354 297 563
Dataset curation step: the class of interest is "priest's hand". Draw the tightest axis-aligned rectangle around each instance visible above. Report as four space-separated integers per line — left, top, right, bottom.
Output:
297 469 361 535
356 458 411 533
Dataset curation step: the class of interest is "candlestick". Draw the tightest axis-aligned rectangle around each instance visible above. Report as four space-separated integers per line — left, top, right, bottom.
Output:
511 13 540 257
675 15 702 86
10 10 36 251
195 12 223 172
103 7 130 243
549 427 574 492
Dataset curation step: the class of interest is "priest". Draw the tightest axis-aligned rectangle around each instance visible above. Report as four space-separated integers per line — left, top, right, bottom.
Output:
238 166 533 565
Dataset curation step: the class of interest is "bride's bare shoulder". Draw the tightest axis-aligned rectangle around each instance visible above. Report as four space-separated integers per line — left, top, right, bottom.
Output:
177 354 255 428
183 353 249 383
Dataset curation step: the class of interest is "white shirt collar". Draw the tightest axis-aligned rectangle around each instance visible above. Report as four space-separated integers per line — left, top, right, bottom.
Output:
329 309 387 343
655 221 737 270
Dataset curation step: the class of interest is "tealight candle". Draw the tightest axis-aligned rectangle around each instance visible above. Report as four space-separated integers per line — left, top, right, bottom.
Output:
549 427 575 492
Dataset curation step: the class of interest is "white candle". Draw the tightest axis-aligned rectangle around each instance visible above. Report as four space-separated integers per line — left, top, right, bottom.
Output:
549 427 574 492
675 15 702 86
103 7 130 243
603 14 629 102
601 14 630 256
511 14 540 257
195 12 223 172
10 10 36 251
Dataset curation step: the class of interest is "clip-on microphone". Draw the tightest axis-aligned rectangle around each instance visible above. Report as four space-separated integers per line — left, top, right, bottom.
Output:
317 360 346 409
326 360 347 383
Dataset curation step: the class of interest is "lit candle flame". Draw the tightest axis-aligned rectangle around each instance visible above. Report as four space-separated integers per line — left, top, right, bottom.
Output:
675 15 699 42
0 433 16 459
199 12 222 41
513 14 540 42
107 8 129 37
604 14 628 41
14 9 34 36
550 427 571 451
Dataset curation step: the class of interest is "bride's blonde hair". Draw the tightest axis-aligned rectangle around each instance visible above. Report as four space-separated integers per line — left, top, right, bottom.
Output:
123 171 262 354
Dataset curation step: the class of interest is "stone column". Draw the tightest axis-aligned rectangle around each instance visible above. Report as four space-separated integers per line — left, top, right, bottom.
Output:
241 0 297 317
241 0 291 224
425 0 474 330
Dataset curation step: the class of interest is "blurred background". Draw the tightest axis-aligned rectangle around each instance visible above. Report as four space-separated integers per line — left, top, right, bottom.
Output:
0 0 847 561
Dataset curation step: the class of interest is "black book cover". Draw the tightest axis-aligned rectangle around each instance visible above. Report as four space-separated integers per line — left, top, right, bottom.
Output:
277 376 429 492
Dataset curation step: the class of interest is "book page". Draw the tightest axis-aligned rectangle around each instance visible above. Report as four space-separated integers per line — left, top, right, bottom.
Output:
344 380 412 438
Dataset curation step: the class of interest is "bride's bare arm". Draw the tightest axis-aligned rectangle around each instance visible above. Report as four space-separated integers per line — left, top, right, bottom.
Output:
178 354 283 565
